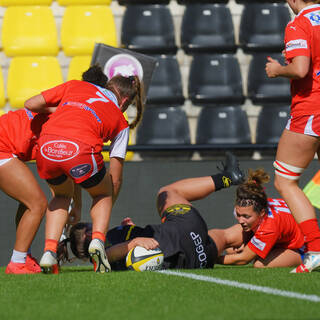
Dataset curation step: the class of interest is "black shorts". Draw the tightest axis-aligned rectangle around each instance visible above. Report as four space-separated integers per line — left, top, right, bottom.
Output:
146 204 217 269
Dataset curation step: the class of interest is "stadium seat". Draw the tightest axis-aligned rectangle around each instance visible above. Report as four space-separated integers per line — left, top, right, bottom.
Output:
181 4 236 54
146 55 185 106
136 106 192 159
119 0 170 4
178 0 228 3
196 106 252 157
67 56 92 81
1 6 58 57
236 0 285 3
239 3 291 53
256 105 290 156
61 6 117 56
188 54 244 106
121 5 177 54
0 68 6 109
0 0 52 5
7 57 63 109
58 0 112 5
248 53 291 105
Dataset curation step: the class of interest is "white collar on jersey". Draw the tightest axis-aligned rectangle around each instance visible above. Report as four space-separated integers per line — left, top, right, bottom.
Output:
297 4 320 17
94 84 120 109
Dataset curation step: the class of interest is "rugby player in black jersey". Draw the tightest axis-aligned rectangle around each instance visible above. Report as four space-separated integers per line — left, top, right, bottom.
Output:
57 152 244 270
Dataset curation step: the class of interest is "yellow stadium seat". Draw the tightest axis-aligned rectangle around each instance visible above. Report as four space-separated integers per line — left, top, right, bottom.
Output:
61 6 117 56
7 57 63 109
0 0 52 5
102 113 134 161
67 56 92 81
2 6 59 57
58 0 112 5
0 68 6 109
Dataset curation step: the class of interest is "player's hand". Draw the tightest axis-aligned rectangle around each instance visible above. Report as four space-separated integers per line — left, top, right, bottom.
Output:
265 56 281 78
121 217 135 226
133 237 160 250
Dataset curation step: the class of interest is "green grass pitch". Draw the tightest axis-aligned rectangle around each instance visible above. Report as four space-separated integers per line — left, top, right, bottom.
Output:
0 265 319 320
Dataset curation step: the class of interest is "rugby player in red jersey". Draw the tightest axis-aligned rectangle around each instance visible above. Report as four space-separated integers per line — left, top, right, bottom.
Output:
265 0 320 272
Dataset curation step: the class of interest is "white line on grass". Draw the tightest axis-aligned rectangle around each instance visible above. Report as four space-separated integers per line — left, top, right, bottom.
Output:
159 270 320 303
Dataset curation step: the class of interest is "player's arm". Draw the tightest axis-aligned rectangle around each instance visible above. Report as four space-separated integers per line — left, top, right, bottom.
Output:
24 93 59 114
106 237 159 262
265 55 310 79
218 245 257 265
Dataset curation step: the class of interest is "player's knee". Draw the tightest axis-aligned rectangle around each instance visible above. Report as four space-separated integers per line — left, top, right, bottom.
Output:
29 196 48 218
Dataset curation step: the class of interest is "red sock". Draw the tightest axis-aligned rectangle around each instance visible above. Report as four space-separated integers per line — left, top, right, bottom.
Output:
44 239 58 253
299 219 320 252
92 231 106 243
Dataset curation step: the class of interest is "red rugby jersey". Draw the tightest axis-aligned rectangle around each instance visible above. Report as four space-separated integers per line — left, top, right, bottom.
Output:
40 80 129 148
0 109 49 161
247 198 304 259
284 4 320 116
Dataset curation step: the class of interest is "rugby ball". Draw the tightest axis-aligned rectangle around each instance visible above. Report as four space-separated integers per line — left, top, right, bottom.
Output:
126 246 164 272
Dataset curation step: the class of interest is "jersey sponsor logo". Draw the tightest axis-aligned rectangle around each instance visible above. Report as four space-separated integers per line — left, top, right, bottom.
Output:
286 39 308 52
166 204 191 216
104 54 144 80
250 236 266 251
304 10 320 26
316 71 320 77
190 232 207 268
69 163 91 178
40 140 79 162
62 101 102 123
24 108 34 120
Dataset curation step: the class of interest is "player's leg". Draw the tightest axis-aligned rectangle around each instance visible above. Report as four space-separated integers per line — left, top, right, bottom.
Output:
0 158 47 274
274 129 320 272
40 177 74 274
253 248 302 268
157 152 245 215
85 169 113 273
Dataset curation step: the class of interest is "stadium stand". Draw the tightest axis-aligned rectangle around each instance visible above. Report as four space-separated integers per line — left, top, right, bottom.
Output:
136 106 192 159
146 54 185 106
67 56 92 81
181 3 236 54
58 0 112 5
195 105 252 157
61 5 117 56
121 4 177 54
188 54 244 106
178 0 229 3
1 6 59 56
0 68 5 109
0 0 53 5
239 3 291 53
7 57 63 109
247 53 291 105
118 0 170 4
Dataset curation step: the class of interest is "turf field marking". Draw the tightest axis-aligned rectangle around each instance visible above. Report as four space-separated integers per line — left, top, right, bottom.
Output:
159 270 320 303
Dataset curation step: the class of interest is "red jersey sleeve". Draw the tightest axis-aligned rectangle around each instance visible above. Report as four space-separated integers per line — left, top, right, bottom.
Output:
285 19 310 60
247 217 278 259
41 81 69 108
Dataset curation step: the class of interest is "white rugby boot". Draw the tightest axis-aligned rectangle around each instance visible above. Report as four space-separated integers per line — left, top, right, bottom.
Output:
291 252 320 273
40 251 59 274
88 239 111 273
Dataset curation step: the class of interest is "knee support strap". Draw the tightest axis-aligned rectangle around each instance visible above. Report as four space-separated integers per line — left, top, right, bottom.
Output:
273 160 304 180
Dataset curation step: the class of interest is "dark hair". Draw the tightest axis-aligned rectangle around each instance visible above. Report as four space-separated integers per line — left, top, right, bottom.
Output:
82 65 108 88
235 168 270 214
106 75 144 129
57 222 92 264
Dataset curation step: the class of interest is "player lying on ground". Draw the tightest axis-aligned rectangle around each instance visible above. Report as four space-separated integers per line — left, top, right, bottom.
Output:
58 152 245 269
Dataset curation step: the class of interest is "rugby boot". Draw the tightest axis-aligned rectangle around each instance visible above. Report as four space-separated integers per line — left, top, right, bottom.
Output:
88 239 111 273
26 254 42 273
291 252 320 273
39 251 59 274
5 261 36 274
217 151 245 185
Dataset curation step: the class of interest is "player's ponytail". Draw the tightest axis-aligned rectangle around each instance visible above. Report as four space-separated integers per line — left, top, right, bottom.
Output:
235 168 270 214
57 238 72 264
106 75 145 129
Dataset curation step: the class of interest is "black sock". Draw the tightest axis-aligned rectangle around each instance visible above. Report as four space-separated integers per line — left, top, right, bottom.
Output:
211 173 232 191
